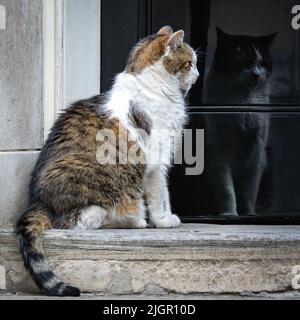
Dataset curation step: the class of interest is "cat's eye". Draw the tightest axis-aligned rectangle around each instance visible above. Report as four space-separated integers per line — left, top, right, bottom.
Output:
181 61 193 72
186 61 193 69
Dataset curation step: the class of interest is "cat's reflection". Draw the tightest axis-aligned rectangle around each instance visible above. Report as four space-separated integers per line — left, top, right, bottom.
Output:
203 27 277 216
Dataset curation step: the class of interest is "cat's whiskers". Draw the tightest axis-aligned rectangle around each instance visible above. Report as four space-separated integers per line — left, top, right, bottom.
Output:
194 48 207 62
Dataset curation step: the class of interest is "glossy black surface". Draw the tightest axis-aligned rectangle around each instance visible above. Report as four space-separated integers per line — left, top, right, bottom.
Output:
101 0 300 223
169 112 300 221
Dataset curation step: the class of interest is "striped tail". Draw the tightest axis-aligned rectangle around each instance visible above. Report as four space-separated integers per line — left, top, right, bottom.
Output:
16 204 81 297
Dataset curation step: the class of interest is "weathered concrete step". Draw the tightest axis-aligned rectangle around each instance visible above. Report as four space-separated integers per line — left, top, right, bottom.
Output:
2 291 300 300
1 224 300 295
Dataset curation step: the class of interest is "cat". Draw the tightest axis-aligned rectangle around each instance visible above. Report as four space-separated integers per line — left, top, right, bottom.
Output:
203 27 277 216
16 26 199 297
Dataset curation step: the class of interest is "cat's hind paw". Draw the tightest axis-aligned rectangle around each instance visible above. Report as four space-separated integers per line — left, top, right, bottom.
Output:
131 218 148 229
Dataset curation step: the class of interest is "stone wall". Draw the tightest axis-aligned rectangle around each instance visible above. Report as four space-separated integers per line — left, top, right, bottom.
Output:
0 0 43 226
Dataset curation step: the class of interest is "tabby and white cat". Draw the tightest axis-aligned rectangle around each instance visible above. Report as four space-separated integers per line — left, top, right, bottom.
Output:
204 27 277 216
16 26 199 296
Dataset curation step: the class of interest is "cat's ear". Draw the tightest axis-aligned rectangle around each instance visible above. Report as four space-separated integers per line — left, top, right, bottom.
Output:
167 30 185 49
157 25 173 36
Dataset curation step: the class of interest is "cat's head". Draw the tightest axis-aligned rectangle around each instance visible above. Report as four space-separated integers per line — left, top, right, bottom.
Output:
126 26 199 95
214 27 277 85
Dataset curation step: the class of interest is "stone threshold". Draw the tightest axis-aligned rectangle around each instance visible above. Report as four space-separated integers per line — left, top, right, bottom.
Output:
1 224 300 295
2 291 300 300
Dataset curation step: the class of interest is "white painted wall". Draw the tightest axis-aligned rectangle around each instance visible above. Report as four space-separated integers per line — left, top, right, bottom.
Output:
0 4 5 29
64 0 101 106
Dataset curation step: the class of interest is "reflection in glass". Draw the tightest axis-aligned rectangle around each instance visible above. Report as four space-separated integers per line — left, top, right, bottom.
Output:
189 0 300 106
170 113 300 218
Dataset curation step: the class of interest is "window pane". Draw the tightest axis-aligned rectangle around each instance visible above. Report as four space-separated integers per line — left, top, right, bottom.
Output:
188 0 300 106
170 112 300 218
101 0 143 92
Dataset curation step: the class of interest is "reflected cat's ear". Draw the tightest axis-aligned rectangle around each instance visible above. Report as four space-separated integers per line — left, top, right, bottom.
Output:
259 32 278 47
216 27 231 44
167 30 185 49
157 25 173 36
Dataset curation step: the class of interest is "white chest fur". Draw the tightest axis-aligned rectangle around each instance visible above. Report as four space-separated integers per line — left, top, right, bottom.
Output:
104 67 187 172
141 98 186 172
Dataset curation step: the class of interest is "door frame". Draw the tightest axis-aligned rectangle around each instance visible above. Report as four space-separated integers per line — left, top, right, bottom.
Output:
43 0 101 140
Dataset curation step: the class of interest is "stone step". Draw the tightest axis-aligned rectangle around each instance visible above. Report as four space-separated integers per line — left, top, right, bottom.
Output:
1 224 300 296
2 292 300 300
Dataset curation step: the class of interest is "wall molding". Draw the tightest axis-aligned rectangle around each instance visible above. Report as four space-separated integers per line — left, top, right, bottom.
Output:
43 0 101 141
0 5 6 30
43 0 66 141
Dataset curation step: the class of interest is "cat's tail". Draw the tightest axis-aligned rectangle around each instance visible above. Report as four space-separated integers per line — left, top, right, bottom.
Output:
16 203 81 297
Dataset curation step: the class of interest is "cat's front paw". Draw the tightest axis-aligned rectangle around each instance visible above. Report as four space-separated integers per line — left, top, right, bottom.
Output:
151 214 181 229
219 212 238 217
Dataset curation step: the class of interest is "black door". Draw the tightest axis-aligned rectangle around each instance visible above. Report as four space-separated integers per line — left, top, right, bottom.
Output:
102 0 300 224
